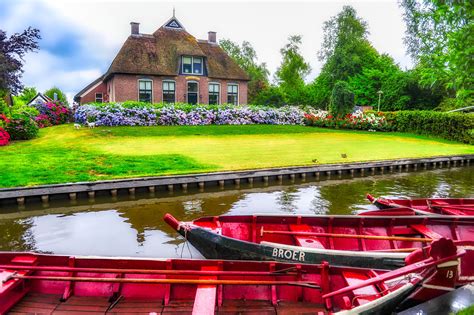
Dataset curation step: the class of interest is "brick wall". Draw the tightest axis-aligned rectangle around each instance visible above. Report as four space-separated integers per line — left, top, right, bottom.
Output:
79 82 107 104
83 74 249 105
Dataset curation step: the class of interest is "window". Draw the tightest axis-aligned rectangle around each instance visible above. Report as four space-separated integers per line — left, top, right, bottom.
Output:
187 81 199 105
182 57 192 74
162 81 175 103
208 83 220 105
227 84 238 105
138 79 152 103
95 93 103 103
182 56 203 75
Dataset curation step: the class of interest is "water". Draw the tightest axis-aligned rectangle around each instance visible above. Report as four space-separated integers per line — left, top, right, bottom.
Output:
0 166 472 258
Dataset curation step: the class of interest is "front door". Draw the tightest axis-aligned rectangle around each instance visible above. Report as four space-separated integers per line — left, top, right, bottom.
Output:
187 82 198 104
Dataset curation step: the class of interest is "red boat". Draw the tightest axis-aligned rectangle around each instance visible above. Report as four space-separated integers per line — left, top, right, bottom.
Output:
366 194 474 215
164 213 474 285
0 239 464 314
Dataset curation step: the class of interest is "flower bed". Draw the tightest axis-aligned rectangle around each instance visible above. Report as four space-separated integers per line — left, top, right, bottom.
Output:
304 110 394 131
0 127 10 146
74 103 304 126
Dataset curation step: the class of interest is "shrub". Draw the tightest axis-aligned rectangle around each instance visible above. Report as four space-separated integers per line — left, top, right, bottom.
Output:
0 127 10 146
74 103 304 126
330 81 354 117
394 111 474 144
33 101 70 127
5 114 39 140
304 110 393 131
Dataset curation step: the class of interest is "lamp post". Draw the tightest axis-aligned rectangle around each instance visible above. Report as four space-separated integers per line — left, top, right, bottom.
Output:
377 90 383 112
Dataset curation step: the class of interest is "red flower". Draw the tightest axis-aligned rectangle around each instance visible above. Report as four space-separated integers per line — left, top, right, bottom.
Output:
0 127 10 146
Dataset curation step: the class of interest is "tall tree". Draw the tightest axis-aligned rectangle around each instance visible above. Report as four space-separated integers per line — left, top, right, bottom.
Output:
401 0 473 105
13 86 37 106
275 35 311 105
0 27 41 95
220 40 269 103
313 6 380 107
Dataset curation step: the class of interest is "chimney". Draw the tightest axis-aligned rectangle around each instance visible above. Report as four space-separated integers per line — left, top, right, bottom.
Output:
130 22 140 35
208 31 216 44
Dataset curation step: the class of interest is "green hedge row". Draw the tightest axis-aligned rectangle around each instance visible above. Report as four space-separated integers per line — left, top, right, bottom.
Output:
393 111 474 144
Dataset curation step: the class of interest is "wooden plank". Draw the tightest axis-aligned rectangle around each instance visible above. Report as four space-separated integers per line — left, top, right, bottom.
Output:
192 265 218 315
410 225 443 239
289 224 325 249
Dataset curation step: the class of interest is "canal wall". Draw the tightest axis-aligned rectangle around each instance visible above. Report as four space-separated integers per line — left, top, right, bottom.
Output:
1 154 472 206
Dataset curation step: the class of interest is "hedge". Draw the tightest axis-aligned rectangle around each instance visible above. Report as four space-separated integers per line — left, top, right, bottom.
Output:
394 111 474 144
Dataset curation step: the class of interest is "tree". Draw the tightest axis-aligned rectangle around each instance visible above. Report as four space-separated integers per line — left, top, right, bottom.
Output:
44 86 69 106
13 86 37 106
220 39 269 103
330 81 354 117
314 6 380 107
0 27 41 95
401 0 473 105
275 35 311 105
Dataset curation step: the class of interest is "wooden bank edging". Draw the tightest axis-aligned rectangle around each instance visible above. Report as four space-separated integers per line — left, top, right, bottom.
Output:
1 154 473 205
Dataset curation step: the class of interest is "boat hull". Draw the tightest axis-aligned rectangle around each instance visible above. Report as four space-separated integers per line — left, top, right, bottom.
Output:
180 225 407 270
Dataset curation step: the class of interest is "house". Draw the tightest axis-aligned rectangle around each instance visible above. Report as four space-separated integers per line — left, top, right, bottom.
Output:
74 15 250 105
27 92 53 106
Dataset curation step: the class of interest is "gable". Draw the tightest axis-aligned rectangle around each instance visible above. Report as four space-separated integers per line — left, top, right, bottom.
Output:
165 18 183 30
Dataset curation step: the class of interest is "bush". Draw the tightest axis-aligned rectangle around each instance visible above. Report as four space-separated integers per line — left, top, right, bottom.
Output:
304 110 393 131
330 81 354 117
394 111 474 144
5 114 39 140
33 101 70 127
0 127 10 146
74 103 304 126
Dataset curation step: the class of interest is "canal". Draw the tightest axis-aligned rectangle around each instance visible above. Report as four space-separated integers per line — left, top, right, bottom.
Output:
0 166 472 259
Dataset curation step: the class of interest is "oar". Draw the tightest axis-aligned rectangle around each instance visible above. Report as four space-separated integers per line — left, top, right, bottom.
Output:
260 227 433 243
369 248 418 253
0 265 297 276
3 274 320 289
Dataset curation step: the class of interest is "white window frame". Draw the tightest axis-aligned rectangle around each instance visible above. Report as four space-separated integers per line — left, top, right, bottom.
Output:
162 80 176 103
95 93 103 103
208 82 221 105
182 56 204 75
138 79 153 103
227 83 239 105
186 80 199 104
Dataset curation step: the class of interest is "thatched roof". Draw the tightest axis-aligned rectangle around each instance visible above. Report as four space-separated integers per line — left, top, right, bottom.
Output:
105 20 249 81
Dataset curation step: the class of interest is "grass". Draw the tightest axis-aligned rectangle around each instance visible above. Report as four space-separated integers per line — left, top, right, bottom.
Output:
0 124 473 187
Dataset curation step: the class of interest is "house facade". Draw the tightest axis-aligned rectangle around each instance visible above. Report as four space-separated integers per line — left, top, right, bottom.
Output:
74 16 250 105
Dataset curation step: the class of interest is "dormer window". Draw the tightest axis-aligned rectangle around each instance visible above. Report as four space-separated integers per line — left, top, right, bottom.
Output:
182 56 203 75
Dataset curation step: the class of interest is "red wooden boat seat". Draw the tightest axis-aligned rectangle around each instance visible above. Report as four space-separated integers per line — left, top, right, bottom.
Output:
289 224 325 249
410 225 443 240
342 271 380 307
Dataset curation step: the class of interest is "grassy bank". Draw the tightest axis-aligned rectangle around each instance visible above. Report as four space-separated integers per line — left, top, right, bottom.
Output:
1 124 473 187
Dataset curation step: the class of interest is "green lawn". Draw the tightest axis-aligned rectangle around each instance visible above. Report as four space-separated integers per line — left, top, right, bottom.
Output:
0 124 472 187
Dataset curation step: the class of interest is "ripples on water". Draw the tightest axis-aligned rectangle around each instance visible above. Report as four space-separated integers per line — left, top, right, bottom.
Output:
0 166 472 258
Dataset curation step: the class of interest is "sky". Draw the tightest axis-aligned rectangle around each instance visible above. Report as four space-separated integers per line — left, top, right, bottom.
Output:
1 0 413 104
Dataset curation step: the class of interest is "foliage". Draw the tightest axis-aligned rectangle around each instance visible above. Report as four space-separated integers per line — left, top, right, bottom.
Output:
13 87 37 106
0 97 9 115
401 0 474 105
74 102 304 126
305 110 393 131
0 127 9 146
275 35 311 105
33 101 70 127
330 81 354 117
44 86 69 106
394 111 474 144
250 86 286 107
220 39 269 103
5 113 39 140
0 27 41 95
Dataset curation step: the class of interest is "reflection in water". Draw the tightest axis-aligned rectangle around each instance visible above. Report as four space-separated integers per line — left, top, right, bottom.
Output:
0 166 472 258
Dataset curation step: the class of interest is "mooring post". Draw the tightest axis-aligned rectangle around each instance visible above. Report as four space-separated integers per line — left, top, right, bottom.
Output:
360 169 364 176
379 166 384 174
301 173 306 181
148 186 155 193
263 176 269 185
248 178 254 186
277 175 283 183
198 182 205 192
315 172 320 180
405 164 410 171
219 180 225 189
371 167 375 175
17 197 25 206
110 189 117 197
181 183 188 192
326 171 332 179
69 192 77 201
289 174 295 182
350 169 355 177
234 178 240 188
167 184 174 192
88 191 95 199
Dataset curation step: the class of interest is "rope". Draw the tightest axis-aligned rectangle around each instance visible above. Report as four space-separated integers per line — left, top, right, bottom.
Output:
179 223 192 259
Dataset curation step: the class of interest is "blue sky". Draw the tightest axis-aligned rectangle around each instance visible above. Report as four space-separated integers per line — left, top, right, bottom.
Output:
1 0 412 104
